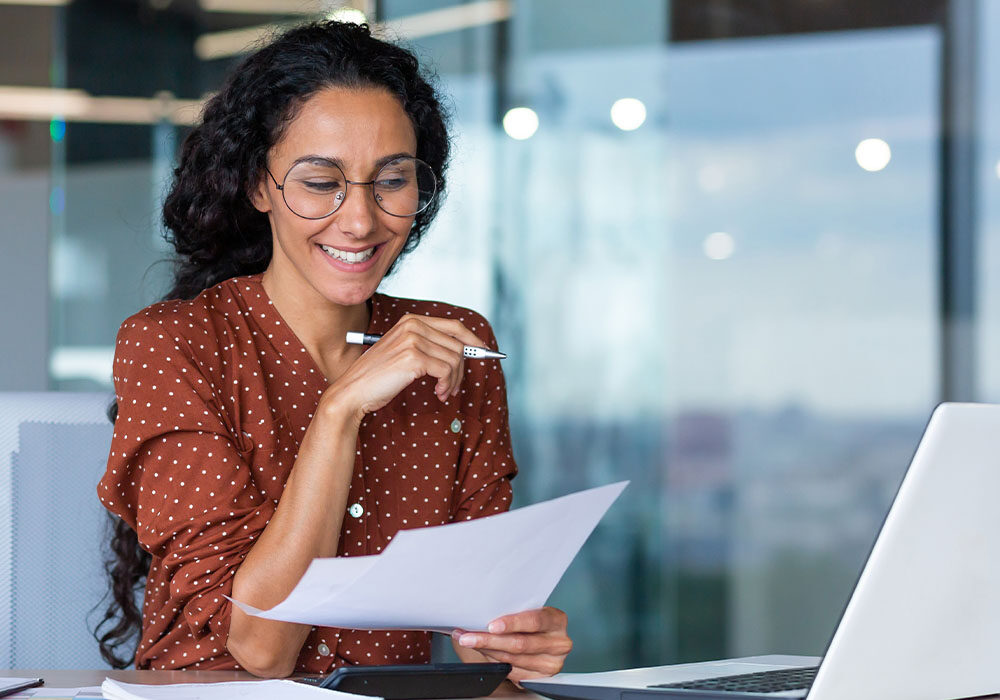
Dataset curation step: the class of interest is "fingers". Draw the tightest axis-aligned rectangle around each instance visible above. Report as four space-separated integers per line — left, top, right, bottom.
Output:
386 315 480 400
415 315 489 350
456 630 573 657
452 635 568 682
452 609 572 683
470 642 568 682
488 607 568 635
342 314 484 415
478 649 567 679
397 332 464 399
507 667 555 684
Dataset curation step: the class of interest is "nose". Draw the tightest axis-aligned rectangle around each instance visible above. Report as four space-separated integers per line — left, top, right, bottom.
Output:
334 181 378 239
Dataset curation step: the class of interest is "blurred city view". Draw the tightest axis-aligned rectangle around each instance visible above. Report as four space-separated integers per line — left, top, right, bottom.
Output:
2 0 998 673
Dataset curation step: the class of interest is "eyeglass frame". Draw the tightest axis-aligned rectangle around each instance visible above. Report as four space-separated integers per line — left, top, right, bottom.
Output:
262 156 437 220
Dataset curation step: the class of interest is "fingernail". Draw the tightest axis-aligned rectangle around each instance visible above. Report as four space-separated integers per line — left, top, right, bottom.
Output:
488 621 505 634
459 634 477 647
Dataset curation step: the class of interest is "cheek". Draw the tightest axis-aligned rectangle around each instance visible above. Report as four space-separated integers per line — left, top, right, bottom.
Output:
381 215 415 244
271 214 325 247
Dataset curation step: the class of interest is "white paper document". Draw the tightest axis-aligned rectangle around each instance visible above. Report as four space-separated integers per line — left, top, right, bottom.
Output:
230 481 628 632
24 688 102 699
7 686 102 699
101 678 368 700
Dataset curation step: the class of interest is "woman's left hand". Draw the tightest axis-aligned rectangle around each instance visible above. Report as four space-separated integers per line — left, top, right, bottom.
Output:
452 607 572 684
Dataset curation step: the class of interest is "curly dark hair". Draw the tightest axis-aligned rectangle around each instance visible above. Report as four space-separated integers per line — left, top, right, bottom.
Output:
165 19 449 300
93 19 451 668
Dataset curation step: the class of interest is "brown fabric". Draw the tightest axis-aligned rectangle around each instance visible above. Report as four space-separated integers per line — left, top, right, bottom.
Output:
98 274 517 672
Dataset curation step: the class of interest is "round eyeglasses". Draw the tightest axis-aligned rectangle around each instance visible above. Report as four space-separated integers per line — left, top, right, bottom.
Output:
264 156 437 220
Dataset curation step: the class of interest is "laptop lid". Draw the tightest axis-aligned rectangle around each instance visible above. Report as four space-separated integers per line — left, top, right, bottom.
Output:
525 403 1000 700
806 402 1000 700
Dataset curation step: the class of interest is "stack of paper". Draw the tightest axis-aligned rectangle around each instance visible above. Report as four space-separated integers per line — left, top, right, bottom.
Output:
5 685 102 699
101 678 369 700
231 482 628 632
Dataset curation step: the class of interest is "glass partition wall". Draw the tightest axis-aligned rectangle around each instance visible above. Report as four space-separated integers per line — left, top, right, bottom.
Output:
2 0 989 672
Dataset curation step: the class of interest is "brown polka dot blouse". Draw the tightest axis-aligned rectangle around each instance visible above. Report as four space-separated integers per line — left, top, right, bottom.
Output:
97 274 517 672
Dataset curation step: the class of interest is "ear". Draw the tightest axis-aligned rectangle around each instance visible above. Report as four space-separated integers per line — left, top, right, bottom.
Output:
249 174 272 214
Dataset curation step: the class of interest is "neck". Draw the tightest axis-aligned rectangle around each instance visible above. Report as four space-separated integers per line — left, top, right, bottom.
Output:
260 262 370 378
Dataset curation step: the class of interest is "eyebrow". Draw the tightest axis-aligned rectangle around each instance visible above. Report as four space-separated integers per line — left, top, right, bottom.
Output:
290 152 415 172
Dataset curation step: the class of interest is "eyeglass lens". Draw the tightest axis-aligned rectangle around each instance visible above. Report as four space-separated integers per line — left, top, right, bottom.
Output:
281 157 436 219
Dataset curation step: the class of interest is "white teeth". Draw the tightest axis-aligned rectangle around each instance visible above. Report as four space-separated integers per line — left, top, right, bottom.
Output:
320 245 375 264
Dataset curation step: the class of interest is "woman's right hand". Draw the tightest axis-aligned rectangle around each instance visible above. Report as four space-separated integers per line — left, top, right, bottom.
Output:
325 314 487 423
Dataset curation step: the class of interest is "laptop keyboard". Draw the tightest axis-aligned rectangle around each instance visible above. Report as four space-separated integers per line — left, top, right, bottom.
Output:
650 666 819 694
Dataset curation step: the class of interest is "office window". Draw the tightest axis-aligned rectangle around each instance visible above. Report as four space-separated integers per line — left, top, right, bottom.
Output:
386 3 939 668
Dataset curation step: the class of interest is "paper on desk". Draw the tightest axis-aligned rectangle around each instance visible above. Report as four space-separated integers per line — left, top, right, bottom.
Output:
0 679 100 699
14 687 102 699
101 678 369 700
230 481 627 632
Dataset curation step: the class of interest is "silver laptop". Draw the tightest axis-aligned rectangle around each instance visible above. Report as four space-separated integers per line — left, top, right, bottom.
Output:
524 403 1000 700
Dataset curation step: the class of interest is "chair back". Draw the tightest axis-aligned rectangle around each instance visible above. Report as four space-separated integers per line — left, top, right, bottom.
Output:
0 391 115 668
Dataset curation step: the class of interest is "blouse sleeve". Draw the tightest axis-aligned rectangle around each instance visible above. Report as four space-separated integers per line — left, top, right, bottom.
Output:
98 314 272 640
452 316 518 522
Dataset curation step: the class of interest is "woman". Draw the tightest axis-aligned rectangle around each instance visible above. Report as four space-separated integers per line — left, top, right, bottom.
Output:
95 20 571 681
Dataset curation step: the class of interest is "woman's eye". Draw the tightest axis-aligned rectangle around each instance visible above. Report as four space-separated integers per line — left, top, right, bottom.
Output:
303 180 342 192
376 176 408 191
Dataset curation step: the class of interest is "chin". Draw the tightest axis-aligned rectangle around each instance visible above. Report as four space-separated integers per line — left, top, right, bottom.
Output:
319 281 381 308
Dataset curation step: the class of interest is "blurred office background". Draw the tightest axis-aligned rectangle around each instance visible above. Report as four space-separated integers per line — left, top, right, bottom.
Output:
1 0 997 671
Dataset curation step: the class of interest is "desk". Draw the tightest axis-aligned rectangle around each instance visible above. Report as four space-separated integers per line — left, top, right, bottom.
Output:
0 669 527 698
2 671 998 699
1 669 252 686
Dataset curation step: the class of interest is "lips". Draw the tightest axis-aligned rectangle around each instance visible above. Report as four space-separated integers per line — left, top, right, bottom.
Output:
319 244 376 264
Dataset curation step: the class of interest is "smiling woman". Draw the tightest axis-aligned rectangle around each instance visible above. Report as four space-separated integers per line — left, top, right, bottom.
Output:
252 88 422 313
92 20 571 683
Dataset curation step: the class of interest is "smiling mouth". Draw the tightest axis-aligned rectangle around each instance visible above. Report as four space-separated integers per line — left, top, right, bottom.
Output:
319 244 377 264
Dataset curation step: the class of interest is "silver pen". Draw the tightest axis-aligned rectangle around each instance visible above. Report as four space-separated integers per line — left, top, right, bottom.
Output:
346 331 507 359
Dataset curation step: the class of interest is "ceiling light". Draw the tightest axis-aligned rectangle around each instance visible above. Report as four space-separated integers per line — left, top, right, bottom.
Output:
502 107 538 140
610 98 646 131
0 86 203 125
855 138 891 172
196 0 512 61
703 232 735 261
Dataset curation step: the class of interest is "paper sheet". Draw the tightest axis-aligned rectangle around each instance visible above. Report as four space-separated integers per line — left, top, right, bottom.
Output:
231 481 627 632
2 683 102 699
101 678 368 700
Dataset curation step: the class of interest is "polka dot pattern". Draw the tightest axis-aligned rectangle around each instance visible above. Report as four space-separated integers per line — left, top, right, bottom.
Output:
97 274 517 673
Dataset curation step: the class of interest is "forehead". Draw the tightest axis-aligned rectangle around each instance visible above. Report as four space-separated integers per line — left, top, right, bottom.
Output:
272 86 417 165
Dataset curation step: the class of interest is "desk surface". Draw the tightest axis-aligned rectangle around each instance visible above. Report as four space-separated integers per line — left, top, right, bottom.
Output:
1 668 254 686
2 670 997 700
0 669 527 698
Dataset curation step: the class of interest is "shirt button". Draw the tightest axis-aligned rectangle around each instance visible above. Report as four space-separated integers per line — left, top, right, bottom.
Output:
450 418 462 433
318 643 331 656
348 503 364 518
